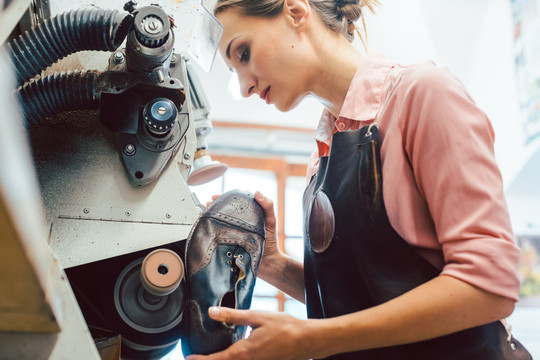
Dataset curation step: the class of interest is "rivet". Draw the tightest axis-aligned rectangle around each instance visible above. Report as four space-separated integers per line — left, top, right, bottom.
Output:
166 213 171 219
184 153 191 160
83 208 89 214
125 211 131 216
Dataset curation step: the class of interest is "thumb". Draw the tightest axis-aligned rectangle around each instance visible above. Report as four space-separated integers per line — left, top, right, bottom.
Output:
254 191 276 232
209 306 260 327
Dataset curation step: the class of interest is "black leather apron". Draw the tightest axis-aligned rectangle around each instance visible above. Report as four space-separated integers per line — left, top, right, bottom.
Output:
302 126 522 360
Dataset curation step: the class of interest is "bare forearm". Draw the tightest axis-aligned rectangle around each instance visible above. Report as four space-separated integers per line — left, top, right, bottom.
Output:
258 253 305 303
305 275 515 358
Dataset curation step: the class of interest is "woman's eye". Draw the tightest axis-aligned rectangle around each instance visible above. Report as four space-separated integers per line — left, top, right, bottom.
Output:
239 47 250 63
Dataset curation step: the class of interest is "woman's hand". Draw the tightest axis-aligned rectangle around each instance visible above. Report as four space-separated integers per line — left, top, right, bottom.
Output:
185 307 318 360
253 191 305 302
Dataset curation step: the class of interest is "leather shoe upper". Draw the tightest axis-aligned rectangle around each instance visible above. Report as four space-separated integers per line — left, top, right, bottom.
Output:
183 189 265 356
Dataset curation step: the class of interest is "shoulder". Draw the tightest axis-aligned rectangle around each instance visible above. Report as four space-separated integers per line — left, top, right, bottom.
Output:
394 61 473 104
386 60 494 166
387 61 481 131
401 61 460 86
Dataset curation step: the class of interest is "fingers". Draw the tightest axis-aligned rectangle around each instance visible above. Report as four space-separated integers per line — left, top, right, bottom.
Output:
254 191 277 232
208 306 265 328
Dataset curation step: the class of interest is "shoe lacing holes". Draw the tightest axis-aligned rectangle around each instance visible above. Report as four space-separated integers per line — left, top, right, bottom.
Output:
234 254 245 265
226 251 232 257
227 260 232 265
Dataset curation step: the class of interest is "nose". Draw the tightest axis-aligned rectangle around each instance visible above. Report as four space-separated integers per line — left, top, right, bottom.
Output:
238 73 256 98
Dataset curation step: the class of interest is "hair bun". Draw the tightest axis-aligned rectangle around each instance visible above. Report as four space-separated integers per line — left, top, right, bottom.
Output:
336 0 362 23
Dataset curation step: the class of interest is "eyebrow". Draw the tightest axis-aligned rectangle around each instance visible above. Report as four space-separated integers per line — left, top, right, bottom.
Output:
226 36 239 60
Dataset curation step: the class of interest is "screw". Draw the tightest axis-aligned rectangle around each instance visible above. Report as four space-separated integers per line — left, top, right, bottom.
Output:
143 17 163 34
113 52 125 64
171 55 177 64
124 144 136 156
184 153 191 160
83 208 89 214
157 106 167 116
148 21 158 31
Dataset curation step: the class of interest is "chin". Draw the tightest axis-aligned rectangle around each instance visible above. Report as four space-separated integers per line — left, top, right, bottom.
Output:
274 95 305 112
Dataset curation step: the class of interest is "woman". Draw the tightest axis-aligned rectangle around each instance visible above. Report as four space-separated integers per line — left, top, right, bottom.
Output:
186 0 522 359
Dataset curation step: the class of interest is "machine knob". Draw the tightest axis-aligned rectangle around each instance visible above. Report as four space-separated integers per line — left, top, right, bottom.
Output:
140 249 184 297
143 97 177 136
133 6 171 48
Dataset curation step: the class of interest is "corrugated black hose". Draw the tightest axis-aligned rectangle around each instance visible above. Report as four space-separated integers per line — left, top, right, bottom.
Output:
6 8 131 85
17 71 101 127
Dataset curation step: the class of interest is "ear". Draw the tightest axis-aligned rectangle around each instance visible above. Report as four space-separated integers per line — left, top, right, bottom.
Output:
283 0 311 30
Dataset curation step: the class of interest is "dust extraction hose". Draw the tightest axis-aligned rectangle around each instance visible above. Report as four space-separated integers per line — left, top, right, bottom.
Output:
17 71 101 127
6 8 131 84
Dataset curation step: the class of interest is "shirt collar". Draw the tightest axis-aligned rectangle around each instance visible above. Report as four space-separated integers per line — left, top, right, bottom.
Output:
314 54 394 142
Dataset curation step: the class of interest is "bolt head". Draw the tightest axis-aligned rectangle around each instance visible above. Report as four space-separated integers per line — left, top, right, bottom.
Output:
123 144 136 156
113 52 125 64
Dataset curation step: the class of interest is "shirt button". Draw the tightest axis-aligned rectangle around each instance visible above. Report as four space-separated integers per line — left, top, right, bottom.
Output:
337 121 346 130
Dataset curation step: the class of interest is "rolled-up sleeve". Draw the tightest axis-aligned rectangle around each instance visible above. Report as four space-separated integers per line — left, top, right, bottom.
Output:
399 65 521 301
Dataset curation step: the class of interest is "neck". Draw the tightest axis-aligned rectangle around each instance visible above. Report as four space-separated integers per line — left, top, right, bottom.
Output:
307 31 364 118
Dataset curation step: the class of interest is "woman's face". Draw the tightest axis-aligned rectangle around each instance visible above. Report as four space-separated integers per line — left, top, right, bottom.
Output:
217 9 311 112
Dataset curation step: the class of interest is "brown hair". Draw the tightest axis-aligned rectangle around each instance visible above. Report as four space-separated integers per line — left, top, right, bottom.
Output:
214 0 380 44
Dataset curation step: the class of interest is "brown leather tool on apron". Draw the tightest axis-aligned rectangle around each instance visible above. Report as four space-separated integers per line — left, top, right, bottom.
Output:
302 124 531 359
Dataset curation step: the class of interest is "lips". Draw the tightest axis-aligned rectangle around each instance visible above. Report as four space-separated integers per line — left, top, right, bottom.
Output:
260 86 271 104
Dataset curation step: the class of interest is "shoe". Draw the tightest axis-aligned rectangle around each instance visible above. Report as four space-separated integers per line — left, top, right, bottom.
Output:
182 189 265 356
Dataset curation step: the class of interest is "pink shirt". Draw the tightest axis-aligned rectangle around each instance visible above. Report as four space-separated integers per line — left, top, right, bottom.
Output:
307 55 520 301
